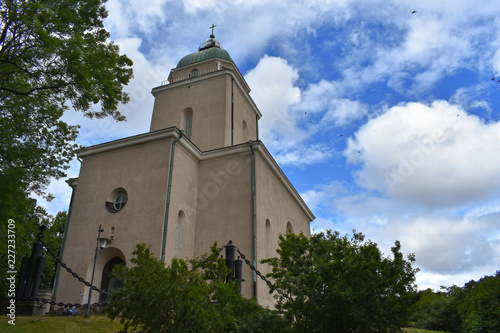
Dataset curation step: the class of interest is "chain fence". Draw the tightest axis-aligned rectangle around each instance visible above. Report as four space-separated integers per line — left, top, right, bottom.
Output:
29 238 285 310
31 239 111 309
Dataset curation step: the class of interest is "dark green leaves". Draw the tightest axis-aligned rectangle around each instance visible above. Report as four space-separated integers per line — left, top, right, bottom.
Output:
107 243 285 333
1 0 133 200
262 230 419 333
412 272 500 332
0 0 132 121
0 0 132 309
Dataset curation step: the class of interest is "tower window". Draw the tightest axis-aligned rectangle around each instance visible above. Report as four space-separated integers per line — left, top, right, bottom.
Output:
181 108 194 140
189 68 199 77
185 114 193 139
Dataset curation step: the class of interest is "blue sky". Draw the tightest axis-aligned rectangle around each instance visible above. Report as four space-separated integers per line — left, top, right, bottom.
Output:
39 0 500 291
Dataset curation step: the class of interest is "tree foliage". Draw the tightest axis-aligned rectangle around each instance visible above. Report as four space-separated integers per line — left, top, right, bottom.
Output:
0 0 133 198
409 288 462 332
458 272 500 333
0 0 132 118
262 230 419 333
412 271 500 333
0 0 132 302
106 243 285 333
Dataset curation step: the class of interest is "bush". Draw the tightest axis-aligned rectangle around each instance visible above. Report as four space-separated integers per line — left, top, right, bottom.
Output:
106 243 285 333
262 230 419 332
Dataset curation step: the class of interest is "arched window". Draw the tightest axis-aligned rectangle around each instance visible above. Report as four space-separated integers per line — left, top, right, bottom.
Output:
176 210 185 257
265 219 271 258
286 222 293 235
99 257 125 303
242 120 248 142
182 108 193 140
185 114 192 139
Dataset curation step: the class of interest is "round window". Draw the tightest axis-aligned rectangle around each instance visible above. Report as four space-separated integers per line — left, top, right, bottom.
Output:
106 188 128 213
113 193 127 211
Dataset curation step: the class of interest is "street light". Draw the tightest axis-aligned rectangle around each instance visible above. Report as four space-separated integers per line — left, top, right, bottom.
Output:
86 224 108 317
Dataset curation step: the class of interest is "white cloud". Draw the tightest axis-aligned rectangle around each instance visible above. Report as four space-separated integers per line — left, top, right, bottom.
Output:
325 0 500 99
322 98 368 127
62 37 171 147
276 144 332 167
301 180 348 212
295 80 368 127
31 159 82 216
305 180 500 285
245 56 318 164
416 269 494 291
389 217 495 273
105 0 169 38
183 0 217 13
302 194 500 284
346 101 500 207
451 86 492 114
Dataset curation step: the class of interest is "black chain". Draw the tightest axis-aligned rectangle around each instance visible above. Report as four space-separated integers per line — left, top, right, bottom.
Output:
234 247 270 286
234 246 290 299
28 297 110 309
39 235 286 308
40 240 110 297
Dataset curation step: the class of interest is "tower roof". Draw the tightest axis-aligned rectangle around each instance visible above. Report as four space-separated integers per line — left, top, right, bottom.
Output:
176 35 233 68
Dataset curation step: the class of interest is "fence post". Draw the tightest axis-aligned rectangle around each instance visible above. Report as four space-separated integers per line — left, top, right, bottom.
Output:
225 240 235 282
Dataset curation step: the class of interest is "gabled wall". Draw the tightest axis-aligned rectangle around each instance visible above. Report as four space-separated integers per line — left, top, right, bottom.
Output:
57 131 176 305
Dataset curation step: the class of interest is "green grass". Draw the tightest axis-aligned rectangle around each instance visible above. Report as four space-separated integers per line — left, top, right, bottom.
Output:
1 316 449 333
402 328 450 333
0 315 124 333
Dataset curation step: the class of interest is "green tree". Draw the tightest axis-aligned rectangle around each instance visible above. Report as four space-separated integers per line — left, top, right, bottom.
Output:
107 243 286 333
410 287 462 332
0 0 132 302
262 230 419 333
458 272 500 333
0 0 133 201
411 272 500 333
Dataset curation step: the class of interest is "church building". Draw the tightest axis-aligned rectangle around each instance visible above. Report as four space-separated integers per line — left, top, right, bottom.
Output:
54 31 314 308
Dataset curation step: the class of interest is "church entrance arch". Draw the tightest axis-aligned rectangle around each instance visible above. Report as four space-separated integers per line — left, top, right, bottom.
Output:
99 257 125 303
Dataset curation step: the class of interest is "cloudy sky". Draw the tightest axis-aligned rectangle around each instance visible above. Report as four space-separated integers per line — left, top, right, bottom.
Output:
40 0 500 291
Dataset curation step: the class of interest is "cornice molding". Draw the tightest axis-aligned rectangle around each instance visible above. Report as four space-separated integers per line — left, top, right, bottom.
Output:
77 127 180 157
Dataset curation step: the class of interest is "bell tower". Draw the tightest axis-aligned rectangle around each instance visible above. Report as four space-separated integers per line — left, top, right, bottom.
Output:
150 30 261 151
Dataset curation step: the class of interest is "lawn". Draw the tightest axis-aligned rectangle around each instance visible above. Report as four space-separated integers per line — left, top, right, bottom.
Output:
403 329 449 333
0 315 124 333
1 315 449 333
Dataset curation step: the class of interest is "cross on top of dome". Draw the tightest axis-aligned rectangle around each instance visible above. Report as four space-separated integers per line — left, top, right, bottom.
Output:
199 24 223 51
209 24 216 38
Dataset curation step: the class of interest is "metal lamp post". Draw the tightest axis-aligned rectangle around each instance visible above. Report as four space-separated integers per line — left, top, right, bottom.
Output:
86 224 106 317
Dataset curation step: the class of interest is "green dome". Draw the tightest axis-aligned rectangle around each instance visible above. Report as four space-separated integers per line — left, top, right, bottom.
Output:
176 35 233 68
